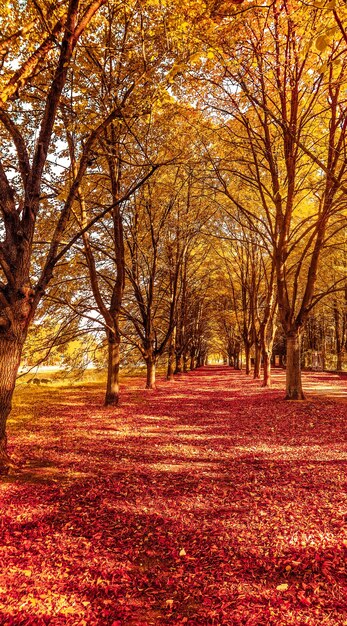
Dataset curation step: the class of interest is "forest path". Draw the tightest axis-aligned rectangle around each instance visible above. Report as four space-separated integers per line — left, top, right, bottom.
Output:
1 367 346 625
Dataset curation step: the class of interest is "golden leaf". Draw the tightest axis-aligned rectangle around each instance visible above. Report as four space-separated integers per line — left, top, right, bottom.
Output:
315 35 329 52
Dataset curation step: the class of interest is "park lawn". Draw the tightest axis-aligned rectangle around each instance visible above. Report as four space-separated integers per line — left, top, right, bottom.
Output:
0 367 346 625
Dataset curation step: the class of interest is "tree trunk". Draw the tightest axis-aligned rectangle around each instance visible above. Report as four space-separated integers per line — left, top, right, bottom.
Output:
336 351 344 372
333 302 343 372
167 335 175 381
104 333 120 406
167 355 175 381
253 342 261 379
321 332 326 372
260 324 275 388
195 351 202 368
244 343 251 375
175 353 183 374
167 364 175 382
0 334 24 472
262 350 271 387
183 350 189 373
234 348 241 370
189 347 196 370
285 331 305 400
146 357 156 389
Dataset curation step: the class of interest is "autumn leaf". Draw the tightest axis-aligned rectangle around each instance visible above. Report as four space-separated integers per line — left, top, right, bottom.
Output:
276 583 289 591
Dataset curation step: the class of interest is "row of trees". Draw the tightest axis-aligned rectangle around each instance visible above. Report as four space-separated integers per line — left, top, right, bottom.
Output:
0 0 346 471
196 0 347 398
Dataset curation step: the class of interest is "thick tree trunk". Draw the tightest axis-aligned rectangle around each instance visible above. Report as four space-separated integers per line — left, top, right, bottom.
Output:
104 334 120 406
146 357 156 389
262 350 271 387
285 331 305 400
0 334 24 472
183 351 189 373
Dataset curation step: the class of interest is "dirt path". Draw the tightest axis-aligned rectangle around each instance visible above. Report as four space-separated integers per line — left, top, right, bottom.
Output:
0 367 346 625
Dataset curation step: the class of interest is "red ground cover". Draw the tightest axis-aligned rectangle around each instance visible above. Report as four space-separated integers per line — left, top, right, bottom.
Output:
0 367 346 625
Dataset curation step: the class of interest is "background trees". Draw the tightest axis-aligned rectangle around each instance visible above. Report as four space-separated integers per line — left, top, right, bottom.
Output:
188 0 347 398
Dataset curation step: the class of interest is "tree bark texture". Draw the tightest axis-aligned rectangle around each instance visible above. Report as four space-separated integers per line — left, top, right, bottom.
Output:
262 350 272 387
260 317 277 388
0 334 24 471
146 357 156 389
167 361 174 381
253 342 261 379
285 332 305 400
104 333 120 406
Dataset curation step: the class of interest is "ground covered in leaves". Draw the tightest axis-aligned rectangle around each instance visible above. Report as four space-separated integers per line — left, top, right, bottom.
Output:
1 366 346 625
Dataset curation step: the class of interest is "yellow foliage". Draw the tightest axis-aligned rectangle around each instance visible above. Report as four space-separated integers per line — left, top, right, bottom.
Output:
316 35 330 51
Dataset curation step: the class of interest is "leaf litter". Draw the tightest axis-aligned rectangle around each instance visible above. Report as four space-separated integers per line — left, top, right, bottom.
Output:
0 366 346 624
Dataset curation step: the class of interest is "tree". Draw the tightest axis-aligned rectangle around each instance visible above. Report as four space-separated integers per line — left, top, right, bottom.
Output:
122 173 180 388
0 0 114 471
173 239 214 374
